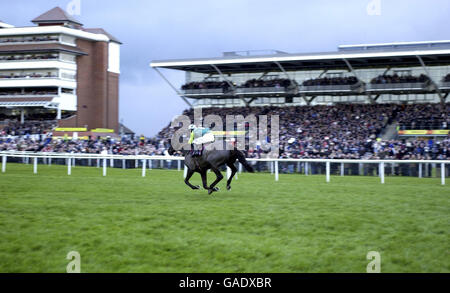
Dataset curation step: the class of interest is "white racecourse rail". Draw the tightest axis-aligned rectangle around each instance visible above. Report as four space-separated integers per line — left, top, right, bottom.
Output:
0 151 448 185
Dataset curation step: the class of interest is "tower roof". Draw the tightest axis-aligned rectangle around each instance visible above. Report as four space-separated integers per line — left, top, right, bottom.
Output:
83 28 121 44
32 7 83 26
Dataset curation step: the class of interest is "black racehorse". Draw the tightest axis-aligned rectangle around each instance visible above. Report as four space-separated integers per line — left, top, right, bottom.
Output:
168 143 254 195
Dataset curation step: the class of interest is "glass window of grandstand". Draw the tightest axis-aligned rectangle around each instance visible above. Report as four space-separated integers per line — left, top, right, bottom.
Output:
59 53 76 63
325 72 343 78
0 34 59 44
393 69 412 77
60 35 76 46
0 87 58 96
0 52 59 62
61 88 74 94
60 71 76 80
0 69 58 79
204 76 219 82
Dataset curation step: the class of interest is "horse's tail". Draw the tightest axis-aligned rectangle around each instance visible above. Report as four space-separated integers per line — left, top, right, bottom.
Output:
235 151 254 173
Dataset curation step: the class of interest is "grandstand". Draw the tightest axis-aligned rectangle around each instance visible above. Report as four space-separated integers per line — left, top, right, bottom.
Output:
151 40 450 160
0 7 121 139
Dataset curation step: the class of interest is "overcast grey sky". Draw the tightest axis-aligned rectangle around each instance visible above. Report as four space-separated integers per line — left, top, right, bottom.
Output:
1 0 449 136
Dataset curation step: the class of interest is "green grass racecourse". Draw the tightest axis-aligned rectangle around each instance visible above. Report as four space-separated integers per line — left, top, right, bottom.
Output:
0 163 448 273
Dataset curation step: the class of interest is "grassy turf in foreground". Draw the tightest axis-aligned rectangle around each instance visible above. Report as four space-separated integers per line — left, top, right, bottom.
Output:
0 163 448 273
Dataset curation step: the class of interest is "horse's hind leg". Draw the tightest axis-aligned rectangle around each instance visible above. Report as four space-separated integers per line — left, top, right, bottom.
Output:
226 162 237 191
184 169 200 190
208 167 224 195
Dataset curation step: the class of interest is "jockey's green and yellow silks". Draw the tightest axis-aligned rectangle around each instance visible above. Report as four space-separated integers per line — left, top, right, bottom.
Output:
189 127 213 145
188 131 195 144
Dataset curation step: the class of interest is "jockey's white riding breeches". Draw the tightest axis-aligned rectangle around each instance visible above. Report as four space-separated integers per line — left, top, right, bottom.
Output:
193 132 215 145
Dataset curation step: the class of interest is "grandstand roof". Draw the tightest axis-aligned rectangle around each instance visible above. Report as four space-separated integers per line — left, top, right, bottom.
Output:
0 20 14 28
32 7 83 26
150 40 450 74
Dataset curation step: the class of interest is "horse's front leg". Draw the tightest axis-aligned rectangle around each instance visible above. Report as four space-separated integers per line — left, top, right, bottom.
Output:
200 170 209 190
184 168 200 190
207 167 224 195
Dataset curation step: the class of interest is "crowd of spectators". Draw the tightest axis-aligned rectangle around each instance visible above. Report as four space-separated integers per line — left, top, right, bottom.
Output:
0 135 167 156
241 78 292 88
181 73 450 91
181 81 233 91
0 120 57 136
0 35 58 44
0 88 58 96
157 103 449 160
0 53 58 62
181 78 293 91
302 76 358 86
0 72 57 79
370 74 430 84
396 103 449 130
1 103 449 160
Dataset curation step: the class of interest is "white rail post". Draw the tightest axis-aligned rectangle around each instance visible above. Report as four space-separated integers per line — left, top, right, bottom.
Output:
33 157 37 174
97 158 100 168
183 165 188 179
149 159 152 170
110 158 114 168
441 163 445 185
380 162 385 184
326 161 330 183
122 159 126 169
135 159 138 168
305 162 309 176
72 157 75 167
88 158 92 166
48 157 51 166
418 163 422 178
274 160 279 181
239 162 242 174
2 155 6 173
177 159 180 171
142 159 146 177
103 157 107 176
340 162 344 176
68 156 72 176
270 161 274 174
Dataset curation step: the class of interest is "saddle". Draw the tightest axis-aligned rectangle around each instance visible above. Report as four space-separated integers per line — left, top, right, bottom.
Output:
191 144 205 157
